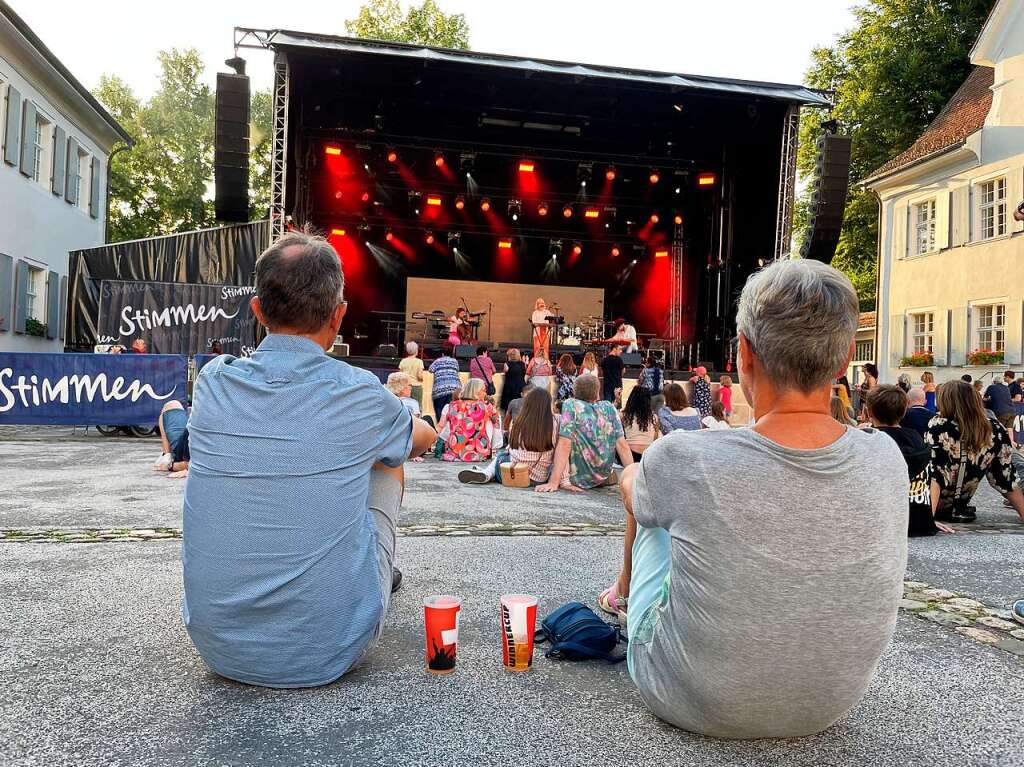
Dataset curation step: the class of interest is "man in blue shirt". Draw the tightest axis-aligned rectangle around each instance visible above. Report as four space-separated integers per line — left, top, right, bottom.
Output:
182 230 436 688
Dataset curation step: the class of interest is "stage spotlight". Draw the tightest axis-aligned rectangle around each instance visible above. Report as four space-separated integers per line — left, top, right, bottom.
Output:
572 242 582 256
650 213 660 224
674 213 683 225
434 152 446 168
498 239 513 250
386 148 398 163
674 187 681 194
454 195 466 210
330 228 346 236
584 208 600 219
448 232 462 248
605 166 616 181
698 172 717 187
426 194 442 207
562 204 573 219
508 199 522 221
324 145 342 157
655 248 669 258
549 239 562 259
577 162 592 187
361 191 371 203
649 169 661 184
611 245 621 257
518 160 535 173
385 229 395 242
425 230 435 245
334 190 343 200
537 202 549 217
631 259 638 265
459 152 476 173
480 198 492 212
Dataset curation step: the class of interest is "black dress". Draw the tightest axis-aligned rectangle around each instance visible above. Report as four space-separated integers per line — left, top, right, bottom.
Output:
501 360 527 411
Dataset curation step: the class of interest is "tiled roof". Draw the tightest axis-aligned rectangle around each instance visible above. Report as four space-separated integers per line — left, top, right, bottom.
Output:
867 66 993 181
858 311 876 330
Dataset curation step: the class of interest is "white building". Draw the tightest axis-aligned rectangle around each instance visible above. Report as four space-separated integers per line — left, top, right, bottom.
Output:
0 1 129 353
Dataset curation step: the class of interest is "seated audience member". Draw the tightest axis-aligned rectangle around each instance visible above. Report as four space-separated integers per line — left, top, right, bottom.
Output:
502 382 536 431
555 353 578 401
386 372 421 417
829 395 856 427
183 230 436 688
865 385 952 536
702 401 731 430
429 344 462 417
607 258 910 739
900 387 933 437
459 387 559 486
657 383 702 434
153 400 191 477
437 378 501 462
621 386 660 462
925 380 1024 524
689 366 713 417
399 342 425 408
536 373 633 493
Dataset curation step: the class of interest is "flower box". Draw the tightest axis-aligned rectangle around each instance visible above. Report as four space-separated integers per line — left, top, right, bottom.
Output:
966 349 1004 366
899 352 934 367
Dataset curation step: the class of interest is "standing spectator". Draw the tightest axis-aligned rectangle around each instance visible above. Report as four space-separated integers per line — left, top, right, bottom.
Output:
437 379 501 463
428 344 461 418
621 386 660 462
832 376 853 417
657 382 702 434
897 373 911 393
920 371 937 412
638 356 664 393
926 380 1024 524
399 342 425 410
527 352 554 392
984 375 1016 431
702 401 731 430
501 348 527 414
961 373 974 383
718 375 734 417
856 362 879 417
600 346 625 403
1006 370 1022 403
900 387 933 438
830 396 856 427
689 366 713 418
580 351 600 378
555 354 578 401
469 345 497 396
535 374 633 493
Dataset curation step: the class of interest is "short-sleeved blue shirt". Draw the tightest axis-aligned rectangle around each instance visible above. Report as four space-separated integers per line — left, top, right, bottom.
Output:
182 334 413 687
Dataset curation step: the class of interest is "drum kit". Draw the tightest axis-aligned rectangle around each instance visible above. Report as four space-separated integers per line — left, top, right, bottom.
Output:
557 315 608 348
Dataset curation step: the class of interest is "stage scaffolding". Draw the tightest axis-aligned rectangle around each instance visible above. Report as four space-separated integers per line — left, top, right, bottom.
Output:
667 223 685 369
773 105 801 261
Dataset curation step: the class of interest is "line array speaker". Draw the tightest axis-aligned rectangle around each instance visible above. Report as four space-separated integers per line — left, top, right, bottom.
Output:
214 72 250 222
800 133 852 263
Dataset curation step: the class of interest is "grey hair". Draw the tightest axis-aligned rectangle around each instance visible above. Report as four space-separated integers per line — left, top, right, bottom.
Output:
573 373 600 402
406 341 419 356
906 386 926 405
254 229 345 332
735 259 858 393
459 378 486 401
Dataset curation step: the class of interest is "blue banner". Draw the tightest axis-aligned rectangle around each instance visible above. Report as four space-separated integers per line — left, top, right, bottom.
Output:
0 353 187 425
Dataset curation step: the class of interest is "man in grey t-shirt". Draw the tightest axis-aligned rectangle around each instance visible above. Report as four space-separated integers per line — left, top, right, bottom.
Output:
612 259 908 739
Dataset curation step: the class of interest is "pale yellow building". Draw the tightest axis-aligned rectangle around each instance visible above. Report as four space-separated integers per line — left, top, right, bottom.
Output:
865 0 1024 385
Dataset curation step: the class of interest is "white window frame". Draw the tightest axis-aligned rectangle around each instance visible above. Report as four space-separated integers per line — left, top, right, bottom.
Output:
977 176 1007 241
974 302 1006 354
76 148 91 211
854 338 874 362
909 311 934 355
913 199 937 255
31 109 53 187
25 265 46 321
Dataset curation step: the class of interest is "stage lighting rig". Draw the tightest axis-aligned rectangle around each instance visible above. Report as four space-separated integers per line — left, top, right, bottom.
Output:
537 202 549 217
385 229 395 242
562 204 573 219
459 153 476 175
572 242 583 256
605 166 616 181
577 162 592 188
448 232 462 248
425 230 436 245
386 147 398 164
649 169 661 184
454 195 466 210
480 198 492 212
434 152 446 168
548 239 562 260
508 200 522 221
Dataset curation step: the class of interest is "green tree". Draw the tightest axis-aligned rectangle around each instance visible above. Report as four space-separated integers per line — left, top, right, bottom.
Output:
345 0 470 49
248 89 273 221
797 0 995 310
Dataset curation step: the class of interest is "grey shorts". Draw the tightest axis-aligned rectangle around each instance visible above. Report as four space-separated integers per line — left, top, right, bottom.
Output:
360 471 404 661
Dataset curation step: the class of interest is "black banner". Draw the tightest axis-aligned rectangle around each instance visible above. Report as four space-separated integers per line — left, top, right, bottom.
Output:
98 280 257 356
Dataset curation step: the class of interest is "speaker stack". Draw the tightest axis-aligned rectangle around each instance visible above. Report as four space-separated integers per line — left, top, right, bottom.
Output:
800 133 852 263
214 71 250 222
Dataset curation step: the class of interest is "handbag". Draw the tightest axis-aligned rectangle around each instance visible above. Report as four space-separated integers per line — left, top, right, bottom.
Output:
472 357 496 396
499 462 532 488
535 602 626 663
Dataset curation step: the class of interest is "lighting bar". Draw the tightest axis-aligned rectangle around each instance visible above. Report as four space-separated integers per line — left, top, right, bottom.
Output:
324 145 342 156
698 172 717 187
426 194 442 206
584 208 600 219
655 249 669 258
518 160 535 173
498 240 513 250
330 228 346 236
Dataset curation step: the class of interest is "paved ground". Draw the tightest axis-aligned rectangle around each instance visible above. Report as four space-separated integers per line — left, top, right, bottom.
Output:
2 427 1023 766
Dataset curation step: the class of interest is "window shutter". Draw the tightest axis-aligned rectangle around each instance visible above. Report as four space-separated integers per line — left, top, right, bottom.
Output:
59 275 67 341
46 271 59 339
64 137 78 204
933 309 949 367
13 260 28 334
949 306 969 366
51 125 66 196
950 186 970 246
0 253 12 332
89 156 101 218
1005 300 1023 366
19 100 36 177
936 193 950 250
1009 168 1023 235
892 203 908 260
888 314 907 368
4 85 22 167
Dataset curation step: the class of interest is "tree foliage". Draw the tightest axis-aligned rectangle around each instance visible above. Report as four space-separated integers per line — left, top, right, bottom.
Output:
798 0 995 310
345 0 470 49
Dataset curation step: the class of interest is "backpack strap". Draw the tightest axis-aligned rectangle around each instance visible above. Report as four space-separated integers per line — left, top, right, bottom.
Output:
547 640 627 664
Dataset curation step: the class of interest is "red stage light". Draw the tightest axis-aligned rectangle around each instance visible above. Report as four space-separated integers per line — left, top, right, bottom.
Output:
498 239 513 250
434 153 445 168
650 213 660 224
698 172 717 187
674 214 683 225
361 191 371 203
385 230 395 242
324 145 342 156
386 149 398 163
573 244 582 256
562 205 573 218
649 169 661 184
655 249 669 258
334 191 343 199
455 195 466 210
611 246 621 257
537 202 549 216
425 231 435 245
330 228 346 236
518 160 535 173
480 198 491 212
426 194 442 207
584 208 600 219
605 166 616 181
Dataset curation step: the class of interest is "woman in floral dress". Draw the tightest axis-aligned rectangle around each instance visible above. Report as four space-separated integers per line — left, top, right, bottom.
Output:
438 379 501 462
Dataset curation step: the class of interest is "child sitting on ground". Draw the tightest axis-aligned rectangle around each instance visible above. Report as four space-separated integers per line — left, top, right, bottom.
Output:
701 401 731 430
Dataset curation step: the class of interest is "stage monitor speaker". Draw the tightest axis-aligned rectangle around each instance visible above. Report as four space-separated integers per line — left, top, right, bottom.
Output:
800 133 852 263
491 350 507 364
622 352 643 366
456 344 476 359
331 343 349 357
648 348 666 364
214 72 250 223
375 344 398 357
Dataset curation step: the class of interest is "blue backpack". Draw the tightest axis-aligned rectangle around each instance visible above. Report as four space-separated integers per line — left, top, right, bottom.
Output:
535 602 627 664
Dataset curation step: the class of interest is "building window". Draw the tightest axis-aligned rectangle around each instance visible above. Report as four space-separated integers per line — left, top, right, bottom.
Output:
25 266 46 321
855 339 874 361
76 149 91 211
979 178 1007 240
976 304 1005 353
909 312 934 355
32 112 52 186
914 199 936 254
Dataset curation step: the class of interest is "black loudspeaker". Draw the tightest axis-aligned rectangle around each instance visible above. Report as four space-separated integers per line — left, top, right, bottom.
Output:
800 134 852 263
622 352 643 366
491 350 507 364
214 72 250 222
456 344 476 359
375 344 398 357
648 348 666 364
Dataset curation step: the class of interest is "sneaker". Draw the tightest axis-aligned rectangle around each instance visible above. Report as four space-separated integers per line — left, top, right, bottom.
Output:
951 506 977 523
391 568 403 594
152 453 173 471
1012 600 1024 626
458 467 489 484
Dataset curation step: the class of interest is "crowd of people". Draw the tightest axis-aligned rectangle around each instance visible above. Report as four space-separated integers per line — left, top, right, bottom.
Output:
162 230 1023 742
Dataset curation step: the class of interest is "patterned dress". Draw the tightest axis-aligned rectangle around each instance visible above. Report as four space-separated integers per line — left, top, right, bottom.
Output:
442 400 499 462
924 415 1019 513
555 370 577 401
691 376 713 418
559 398 624 489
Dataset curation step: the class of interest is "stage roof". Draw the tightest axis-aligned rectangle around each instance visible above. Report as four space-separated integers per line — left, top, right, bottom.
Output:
249 29 832 108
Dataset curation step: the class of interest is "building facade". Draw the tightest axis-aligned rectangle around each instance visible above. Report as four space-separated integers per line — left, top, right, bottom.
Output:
866 0 1024 386
0 1 129 353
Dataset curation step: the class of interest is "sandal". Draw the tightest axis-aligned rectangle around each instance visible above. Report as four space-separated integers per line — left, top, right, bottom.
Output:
598 584 628 618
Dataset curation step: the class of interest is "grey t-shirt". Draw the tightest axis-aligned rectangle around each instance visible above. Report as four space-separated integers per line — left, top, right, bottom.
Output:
630 426 908 739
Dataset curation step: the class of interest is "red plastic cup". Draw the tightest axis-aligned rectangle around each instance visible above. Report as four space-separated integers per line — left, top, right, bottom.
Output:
424 595 461 674
500 594 539 672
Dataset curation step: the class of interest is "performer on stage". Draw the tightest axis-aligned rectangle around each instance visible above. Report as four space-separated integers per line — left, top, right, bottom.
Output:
606 319 639 353
531 298 552 360
447 307 470 347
